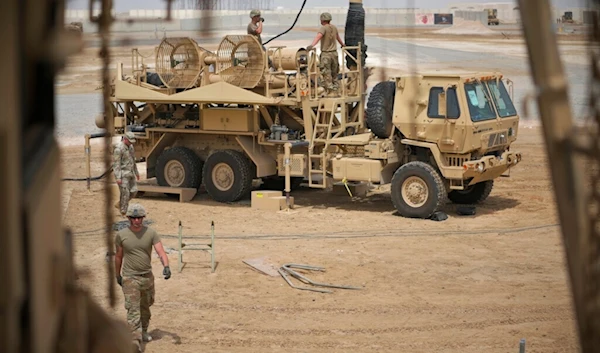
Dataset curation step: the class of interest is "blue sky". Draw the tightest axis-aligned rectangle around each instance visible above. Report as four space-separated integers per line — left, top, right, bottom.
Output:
67 0 586 11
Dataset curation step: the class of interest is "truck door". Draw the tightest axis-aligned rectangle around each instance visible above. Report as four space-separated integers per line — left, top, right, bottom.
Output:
421 85 466 153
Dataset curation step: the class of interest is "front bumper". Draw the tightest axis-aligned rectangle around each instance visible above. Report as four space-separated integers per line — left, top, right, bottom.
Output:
462 150 522 185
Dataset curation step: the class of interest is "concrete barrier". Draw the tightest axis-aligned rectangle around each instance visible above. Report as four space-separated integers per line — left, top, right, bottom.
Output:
454 10 488 25
66 8 499 33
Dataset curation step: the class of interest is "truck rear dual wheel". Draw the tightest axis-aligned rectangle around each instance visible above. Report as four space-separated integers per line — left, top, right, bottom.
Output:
202 150 254 203
448 180 494 204
390 161 447 219
156 146 203 189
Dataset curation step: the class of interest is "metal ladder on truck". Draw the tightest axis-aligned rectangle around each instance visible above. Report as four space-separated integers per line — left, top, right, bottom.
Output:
308 99 345 188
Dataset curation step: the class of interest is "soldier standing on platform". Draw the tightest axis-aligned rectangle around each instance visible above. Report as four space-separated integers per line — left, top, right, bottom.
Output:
307 12 346 97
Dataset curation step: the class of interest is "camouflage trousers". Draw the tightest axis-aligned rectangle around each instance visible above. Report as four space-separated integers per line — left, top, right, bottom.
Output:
118 172 138 215
122 272 155 345
319 51 340 93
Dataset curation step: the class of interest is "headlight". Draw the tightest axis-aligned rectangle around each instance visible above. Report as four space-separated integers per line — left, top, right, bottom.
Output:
477 163 484 173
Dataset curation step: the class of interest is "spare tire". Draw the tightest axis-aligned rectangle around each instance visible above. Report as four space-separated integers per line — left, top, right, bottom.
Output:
366 81 396 138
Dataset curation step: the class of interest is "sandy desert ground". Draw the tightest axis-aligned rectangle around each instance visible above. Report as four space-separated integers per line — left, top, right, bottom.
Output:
57 23 586 352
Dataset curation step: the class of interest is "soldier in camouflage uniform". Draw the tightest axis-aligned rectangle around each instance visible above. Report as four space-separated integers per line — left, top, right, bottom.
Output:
306 12 345 97
247 9 264 45
113 131 140 217
247 9 273 69
115 203 171 352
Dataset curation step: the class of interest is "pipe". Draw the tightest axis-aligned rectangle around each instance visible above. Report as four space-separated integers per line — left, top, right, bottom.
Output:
284 142 292 209
85 134 91 190
178 220 183 273
84 132 109 191
207 71 299 90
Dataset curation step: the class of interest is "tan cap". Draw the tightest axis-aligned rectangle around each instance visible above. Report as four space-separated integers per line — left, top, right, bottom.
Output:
250 9 261 18
124 131 136 142
320 12 332 21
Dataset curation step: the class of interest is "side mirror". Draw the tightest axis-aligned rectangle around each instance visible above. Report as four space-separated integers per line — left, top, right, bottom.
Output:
506 78 514 101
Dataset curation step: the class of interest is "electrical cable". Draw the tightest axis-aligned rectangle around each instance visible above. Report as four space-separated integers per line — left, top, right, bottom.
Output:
71 223 560 240
61 168 113 181
262 0 307 45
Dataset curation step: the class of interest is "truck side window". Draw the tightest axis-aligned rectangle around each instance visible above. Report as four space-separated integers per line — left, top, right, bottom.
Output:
427 87 444 118
447 87 460 118
427 87 460 119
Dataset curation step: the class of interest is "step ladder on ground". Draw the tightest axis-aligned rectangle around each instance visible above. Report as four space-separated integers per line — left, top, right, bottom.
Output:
177 220 215 273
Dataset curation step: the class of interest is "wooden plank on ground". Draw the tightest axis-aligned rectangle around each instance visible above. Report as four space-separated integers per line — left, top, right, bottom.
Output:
136 184 197 203
242 257 280 277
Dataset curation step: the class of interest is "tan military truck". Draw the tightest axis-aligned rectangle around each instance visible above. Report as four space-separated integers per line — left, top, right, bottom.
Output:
97 34 521 218
363 73 521 217
487 9 500 25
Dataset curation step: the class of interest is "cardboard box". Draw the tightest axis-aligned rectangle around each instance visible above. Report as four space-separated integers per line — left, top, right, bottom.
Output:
251 190 282 205
252 193 294 211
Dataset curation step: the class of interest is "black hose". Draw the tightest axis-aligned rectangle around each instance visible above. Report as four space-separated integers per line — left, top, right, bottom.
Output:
61 168 112 182
263 0 307 45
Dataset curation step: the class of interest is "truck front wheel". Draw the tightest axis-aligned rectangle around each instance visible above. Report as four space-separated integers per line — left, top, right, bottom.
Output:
390 161 447 219
448 180 493 204
203 150 253 203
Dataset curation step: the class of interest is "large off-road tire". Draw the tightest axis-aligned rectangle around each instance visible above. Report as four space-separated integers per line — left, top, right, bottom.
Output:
366 81 395 138
390 161 447 219
260 176 304 191
203 150 253 203
448 180 493 204
156 146 203 189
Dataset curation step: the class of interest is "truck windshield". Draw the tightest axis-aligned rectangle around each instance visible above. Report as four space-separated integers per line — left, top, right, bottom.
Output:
486 79 518 118
464 82 497 122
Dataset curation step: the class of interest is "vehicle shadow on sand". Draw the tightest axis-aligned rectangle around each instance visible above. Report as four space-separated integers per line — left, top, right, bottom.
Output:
441 196 521 218
135 185 521 217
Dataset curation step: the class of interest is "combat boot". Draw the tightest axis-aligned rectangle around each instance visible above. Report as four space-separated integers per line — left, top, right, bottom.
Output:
142 330 153 342
132 340 142 353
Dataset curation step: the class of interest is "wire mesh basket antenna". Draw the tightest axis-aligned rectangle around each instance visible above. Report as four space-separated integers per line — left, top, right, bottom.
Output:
155 37 203 89
216 35 265 88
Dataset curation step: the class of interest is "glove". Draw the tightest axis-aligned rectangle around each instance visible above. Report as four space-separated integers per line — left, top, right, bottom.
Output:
306 45 314 51
163 266 171 280
260 17 265 22
116 275 123 287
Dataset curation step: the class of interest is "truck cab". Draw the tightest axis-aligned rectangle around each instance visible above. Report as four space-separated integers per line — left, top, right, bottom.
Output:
360 72 522 218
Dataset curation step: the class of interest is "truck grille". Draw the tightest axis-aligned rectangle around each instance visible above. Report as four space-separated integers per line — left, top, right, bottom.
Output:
446 155 469 167
488 131 508 148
